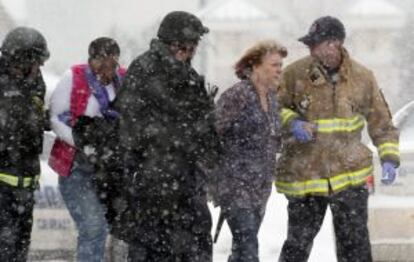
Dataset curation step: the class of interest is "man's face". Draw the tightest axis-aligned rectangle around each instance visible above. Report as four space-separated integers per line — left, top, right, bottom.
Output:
310 39 342 69
172 41 198 63
89 55 119 85
10 60 42 80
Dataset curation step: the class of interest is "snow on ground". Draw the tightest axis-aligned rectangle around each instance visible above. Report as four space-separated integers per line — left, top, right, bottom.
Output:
212 189 414 261
42 159 414 262
39 160 337 261
210 188 336 262
369 194 414 208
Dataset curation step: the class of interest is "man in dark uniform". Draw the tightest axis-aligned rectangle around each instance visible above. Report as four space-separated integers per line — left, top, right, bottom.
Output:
0 27 50 262
114 11 217 262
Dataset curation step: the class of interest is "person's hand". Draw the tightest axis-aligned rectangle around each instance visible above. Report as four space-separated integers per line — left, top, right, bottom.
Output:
83 145 96 157
290 119 317 143
206 83 219 102
83 145 98 164
381 161 397 185
72 115 96 148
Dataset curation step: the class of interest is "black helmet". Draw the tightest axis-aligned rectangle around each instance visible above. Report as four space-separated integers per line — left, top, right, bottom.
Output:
299 16 346 47
1 27 50 64
157 11 209 44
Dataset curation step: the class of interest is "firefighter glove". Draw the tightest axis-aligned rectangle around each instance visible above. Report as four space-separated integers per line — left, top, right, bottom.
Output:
381 161 397 185
290 119 316 143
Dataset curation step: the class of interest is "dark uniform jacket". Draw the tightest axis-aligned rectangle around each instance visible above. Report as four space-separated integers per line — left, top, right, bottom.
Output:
0 57 46 184
113 39 217 242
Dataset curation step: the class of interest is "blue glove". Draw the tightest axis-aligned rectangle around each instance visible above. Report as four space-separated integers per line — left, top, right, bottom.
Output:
381 161 397 185
290 119 315 143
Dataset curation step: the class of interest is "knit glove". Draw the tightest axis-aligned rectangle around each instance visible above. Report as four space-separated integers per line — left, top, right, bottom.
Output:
381 161 397 185
290 119 316 143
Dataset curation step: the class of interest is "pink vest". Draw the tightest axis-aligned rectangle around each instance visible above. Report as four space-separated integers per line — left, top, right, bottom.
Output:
48 64 126 177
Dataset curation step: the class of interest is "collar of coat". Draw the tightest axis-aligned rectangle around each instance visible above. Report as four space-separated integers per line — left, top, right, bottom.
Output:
0 57 46 99
307 47 351 86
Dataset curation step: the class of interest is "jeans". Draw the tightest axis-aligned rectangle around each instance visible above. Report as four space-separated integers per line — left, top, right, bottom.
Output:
59 164 108 262
224 207 264 262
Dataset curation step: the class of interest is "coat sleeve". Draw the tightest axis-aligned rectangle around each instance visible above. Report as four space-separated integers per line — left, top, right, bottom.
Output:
49 70 75 146
277 68 300 128
365 71 400 166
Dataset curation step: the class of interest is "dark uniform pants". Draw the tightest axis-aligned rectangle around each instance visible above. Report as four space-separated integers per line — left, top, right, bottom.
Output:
279 185 372 262
127 193 212 262
0 183 35 262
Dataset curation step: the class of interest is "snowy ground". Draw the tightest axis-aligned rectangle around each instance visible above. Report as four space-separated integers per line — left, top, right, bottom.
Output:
37 161 336 261
212 186 414 262
210 188 336 262
38 159 414 262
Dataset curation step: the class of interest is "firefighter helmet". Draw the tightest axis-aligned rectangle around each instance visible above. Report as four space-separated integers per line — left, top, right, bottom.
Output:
1 27 50 64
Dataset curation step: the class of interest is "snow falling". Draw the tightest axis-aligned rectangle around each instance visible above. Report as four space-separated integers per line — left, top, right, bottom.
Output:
0 0 413 261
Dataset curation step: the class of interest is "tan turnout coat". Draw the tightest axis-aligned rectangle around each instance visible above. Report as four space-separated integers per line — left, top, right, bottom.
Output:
276 48 399 196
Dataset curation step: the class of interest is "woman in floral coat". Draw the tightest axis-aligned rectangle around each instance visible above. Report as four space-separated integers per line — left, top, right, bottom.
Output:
214 40 287 262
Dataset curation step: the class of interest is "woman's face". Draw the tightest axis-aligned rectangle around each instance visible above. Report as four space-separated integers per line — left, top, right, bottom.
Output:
252 52 284 88
89 55 119 85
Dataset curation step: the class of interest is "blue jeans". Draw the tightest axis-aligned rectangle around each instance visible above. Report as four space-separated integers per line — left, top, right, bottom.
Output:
59 164 108 262
224 207 264 262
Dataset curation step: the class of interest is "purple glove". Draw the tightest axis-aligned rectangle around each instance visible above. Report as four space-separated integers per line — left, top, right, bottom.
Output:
381 161 397 185
290 119 315 143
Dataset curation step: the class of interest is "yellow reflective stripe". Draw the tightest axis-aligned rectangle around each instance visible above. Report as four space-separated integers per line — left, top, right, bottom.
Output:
276 179 330 196
0 173 39 187
275 166 372 196
378 142 399 158
277 187 329 196
329 166 373 191
280 113 365 133
280 108 298 126
317 121 364 132
276 179 328 188
379 150 400 158
315 115 365 133
315 115 361 124
378 142 398 150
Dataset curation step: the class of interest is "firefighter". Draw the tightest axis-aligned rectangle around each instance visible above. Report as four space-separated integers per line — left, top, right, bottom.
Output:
0 27 50 262
276 16 399 262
